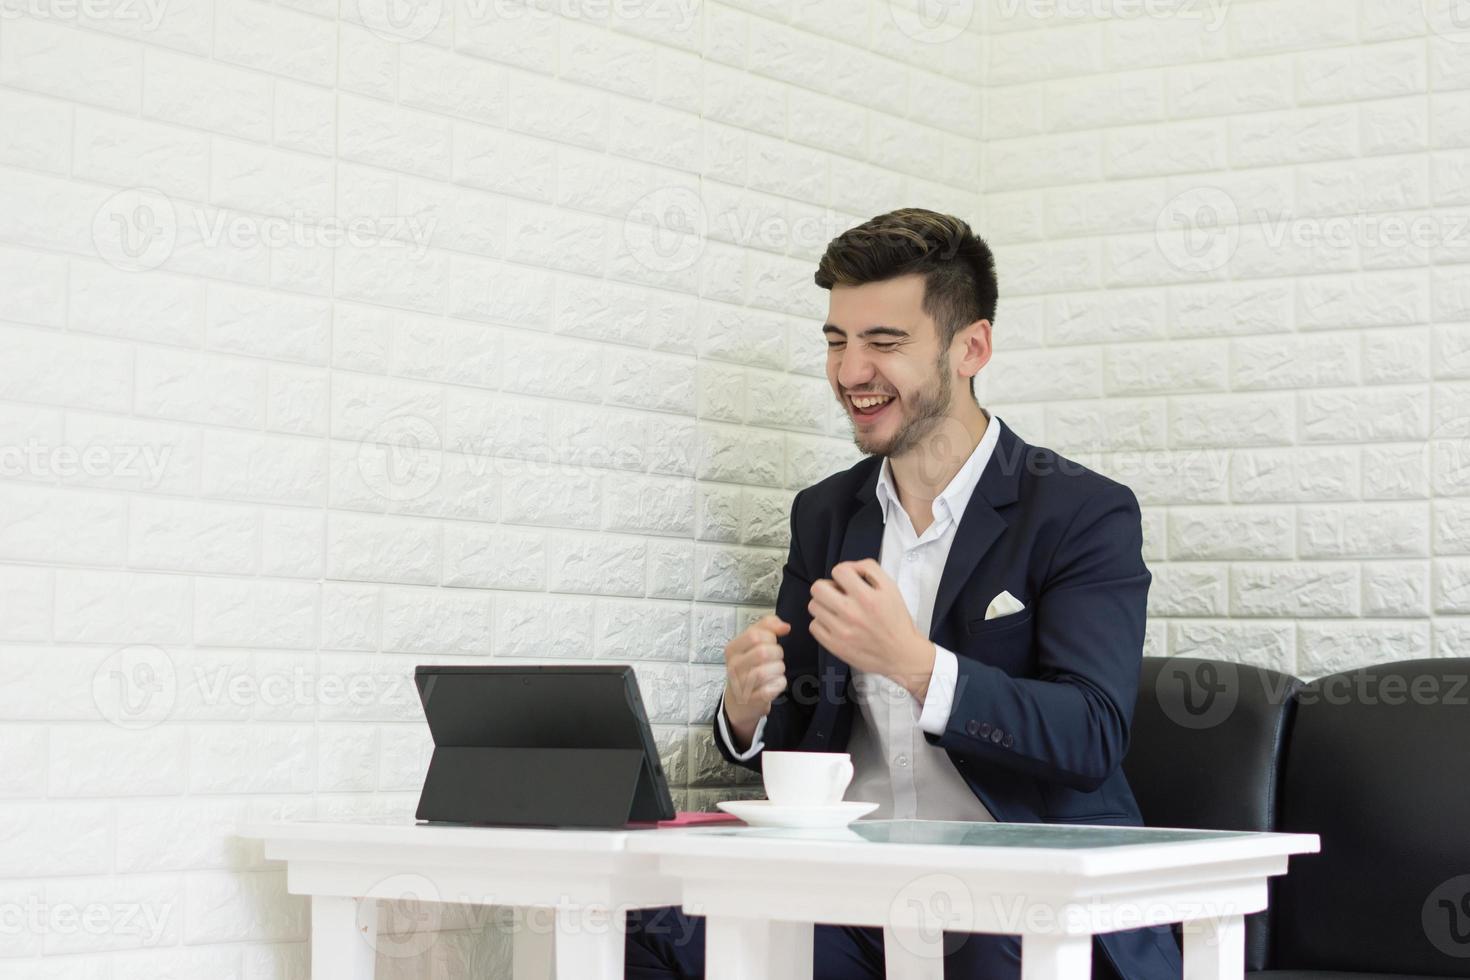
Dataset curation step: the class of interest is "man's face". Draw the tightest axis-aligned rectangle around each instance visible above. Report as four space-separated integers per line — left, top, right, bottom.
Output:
824 274 955 459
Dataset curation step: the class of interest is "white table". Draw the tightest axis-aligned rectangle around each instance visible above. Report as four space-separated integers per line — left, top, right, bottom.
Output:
247 819 1318 980
243 820 679 980
630 821 1319 980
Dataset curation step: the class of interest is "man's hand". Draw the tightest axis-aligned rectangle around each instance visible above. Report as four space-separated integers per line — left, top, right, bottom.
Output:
808 558 937 702
722 614 790 744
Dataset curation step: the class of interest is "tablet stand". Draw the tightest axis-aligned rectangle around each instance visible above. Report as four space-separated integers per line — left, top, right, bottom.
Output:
415 746 664 828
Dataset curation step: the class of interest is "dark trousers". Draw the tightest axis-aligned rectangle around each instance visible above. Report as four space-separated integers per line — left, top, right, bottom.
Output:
625 904 1129 979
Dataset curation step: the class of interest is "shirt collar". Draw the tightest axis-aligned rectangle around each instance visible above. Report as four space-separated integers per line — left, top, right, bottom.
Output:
874 411 1000 530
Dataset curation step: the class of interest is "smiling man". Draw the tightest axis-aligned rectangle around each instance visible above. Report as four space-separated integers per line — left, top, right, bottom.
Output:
624 209 1181 979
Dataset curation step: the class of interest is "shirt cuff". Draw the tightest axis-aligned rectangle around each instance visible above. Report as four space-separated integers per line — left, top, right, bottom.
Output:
717 692 768 761
917 643 959 736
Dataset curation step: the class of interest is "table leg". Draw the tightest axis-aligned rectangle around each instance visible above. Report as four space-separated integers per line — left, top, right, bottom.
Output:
705 916 812 980
1020 934 1090 980
553 906 623 980
1183 913 1245 980
311 896 377 980
512 907 554 980
883 925 945 980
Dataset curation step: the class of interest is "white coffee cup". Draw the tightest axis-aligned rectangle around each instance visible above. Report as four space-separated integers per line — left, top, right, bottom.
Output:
761 751 854 807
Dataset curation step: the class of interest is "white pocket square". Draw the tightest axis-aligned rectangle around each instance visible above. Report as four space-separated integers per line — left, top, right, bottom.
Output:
985 590 1026 620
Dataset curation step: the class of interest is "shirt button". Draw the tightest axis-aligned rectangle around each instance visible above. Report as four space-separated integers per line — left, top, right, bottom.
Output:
895 754 909 768
905 552 917 562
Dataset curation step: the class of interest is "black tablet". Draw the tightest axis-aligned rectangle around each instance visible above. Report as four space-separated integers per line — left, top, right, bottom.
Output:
413 664 676 827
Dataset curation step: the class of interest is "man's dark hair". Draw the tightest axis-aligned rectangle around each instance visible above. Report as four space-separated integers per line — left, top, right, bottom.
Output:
814 207 998 359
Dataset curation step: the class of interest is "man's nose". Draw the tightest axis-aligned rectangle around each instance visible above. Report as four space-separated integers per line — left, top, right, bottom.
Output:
836 348 874 389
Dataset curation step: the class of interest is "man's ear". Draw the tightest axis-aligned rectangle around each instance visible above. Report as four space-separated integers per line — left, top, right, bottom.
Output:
956 318 992 384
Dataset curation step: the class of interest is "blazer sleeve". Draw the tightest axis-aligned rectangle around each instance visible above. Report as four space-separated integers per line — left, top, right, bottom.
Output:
921 484 1151 792
711 487 819 774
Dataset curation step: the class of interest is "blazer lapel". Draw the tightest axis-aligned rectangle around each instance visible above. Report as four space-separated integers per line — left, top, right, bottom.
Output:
837 460 885 566
928 417 1024 634
825 468 885 689
927 503 1007 638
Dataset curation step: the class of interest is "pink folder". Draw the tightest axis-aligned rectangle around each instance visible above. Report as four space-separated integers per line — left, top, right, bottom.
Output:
626 810 746 829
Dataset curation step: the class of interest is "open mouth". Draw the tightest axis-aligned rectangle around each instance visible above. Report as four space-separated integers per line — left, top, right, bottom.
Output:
849 394 896 423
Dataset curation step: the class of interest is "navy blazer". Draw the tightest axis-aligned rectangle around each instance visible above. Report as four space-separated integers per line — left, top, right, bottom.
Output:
713 415 1182 980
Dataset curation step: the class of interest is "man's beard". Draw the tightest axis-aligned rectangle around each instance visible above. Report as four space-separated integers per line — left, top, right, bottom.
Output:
850 353 952 459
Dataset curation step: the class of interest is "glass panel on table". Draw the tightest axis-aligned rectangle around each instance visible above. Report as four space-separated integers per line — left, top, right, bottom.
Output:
681 820 1257 848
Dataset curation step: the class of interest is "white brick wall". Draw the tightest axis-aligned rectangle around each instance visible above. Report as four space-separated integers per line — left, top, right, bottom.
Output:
0 0 982 973
2 0 1468 974
972 0 1470 684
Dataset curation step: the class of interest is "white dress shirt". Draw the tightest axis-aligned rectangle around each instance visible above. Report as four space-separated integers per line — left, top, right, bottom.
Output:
717 412 1002 820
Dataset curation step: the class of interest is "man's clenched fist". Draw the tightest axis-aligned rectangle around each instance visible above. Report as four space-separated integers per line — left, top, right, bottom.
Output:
722 614 789 749
809 559 936 703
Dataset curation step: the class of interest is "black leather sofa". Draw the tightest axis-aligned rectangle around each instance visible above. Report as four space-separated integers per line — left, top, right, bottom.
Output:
1124 657 1470 979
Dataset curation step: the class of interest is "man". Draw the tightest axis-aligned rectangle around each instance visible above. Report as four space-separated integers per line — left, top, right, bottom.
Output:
625 208 1181 979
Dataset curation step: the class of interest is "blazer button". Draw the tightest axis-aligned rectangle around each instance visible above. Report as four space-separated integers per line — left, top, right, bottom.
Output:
990 729 1004 744
965 720 979 736
1003 733 1014 748
978 722 992 737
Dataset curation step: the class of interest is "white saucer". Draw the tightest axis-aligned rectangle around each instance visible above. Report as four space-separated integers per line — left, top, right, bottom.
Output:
716 799 879 829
